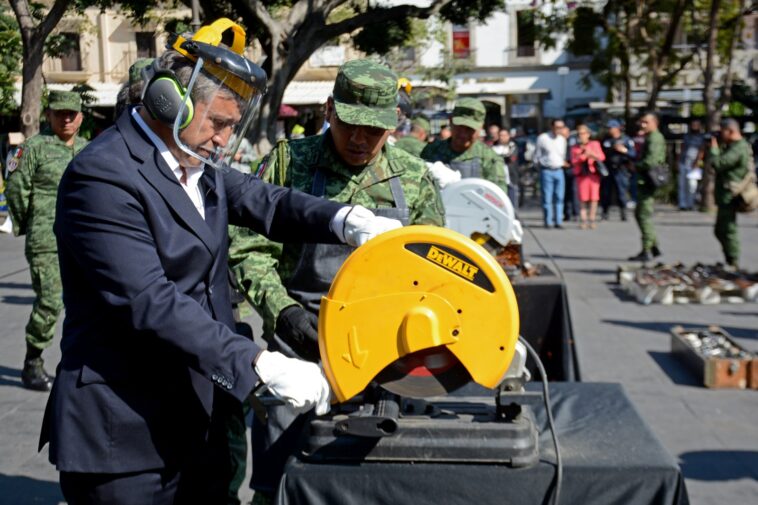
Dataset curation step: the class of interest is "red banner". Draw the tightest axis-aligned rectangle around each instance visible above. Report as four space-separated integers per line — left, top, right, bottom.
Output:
452 28 470 59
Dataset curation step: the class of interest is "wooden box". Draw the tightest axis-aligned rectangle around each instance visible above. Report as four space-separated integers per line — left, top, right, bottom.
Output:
670 325 757 389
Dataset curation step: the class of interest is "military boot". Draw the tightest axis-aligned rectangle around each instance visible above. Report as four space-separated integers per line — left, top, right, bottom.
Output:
22 357 52 392
628 250 651 262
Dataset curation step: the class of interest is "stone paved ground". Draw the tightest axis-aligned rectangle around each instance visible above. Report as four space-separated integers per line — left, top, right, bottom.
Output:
0 203 756 504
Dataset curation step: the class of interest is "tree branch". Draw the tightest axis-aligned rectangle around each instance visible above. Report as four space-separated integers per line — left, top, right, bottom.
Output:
39 0 70 39
244 0 284 43
8 0 35 33
319 1 452 41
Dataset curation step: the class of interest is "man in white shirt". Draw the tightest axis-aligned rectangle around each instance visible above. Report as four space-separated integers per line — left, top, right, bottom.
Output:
535 119 569 228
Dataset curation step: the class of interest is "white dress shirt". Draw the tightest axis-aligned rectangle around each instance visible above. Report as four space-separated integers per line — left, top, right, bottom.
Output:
132 108 206 219
535 132 567 169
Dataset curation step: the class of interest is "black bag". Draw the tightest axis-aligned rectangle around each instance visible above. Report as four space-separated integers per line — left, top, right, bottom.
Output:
646 164 670 188
580 160 591 176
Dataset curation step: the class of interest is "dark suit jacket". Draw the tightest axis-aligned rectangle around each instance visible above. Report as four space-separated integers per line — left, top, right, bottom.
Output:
41 108 344 473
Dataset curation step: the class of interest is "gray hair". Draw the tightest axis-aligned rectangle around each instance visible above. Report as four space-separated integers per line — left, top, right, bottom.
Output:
157 49 245 111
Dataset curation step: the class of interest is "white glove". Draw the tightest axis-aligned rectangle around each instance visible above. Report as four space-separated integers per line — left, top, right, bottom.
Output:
427 161 461 189
342 205 402 247
254 350 331 415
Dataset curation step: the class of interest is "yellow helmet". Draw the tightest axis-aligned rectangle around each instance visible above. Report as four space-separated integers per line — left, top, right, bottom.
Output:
398 77 412 95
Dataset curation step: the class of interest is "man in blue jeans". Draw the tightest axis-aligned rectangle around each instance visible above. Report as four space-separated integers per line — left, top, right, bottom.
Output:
536 119 568 228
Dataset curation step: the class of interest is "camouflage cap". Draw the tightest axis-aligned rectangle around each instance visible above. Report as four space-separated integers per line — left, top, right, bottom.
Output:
332 59 398 130
129 58 155 86
48 90 82 112
452 97 485 130
411 117 430 132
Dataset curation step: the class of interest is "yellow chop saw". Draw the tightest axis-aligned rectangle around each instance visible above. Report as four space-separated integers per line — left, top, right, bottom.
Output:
304 225 539 466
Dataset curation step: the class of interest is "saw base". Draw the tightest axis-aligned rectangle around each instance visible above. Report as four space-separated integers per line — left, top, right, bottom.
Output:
302 399 539 467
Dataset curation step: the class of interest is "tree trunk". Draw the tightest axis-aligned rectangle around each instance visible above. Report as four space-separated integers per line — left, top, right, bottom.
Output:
700 0 722 212
19 35 44 138
9 0 70 138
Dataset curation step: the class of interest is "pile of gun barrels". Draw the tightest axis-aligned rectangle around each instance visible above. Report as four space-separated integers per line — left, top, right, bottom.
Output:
618 263 758 305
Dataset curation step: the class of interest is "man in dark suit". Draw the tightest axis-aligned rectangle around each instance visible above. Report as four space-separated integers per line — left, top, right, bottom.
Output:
41 23 400 505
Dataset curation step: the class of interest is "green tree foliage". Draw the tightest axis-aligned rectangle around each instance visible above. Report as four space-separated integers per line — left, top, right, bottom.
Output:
0 4 22 115
196 0 504 147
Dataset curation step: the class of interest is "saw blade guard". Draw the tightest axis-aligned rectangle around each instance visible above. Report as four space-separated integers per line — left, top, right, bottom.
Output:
319 225 520 402
441 178 521 247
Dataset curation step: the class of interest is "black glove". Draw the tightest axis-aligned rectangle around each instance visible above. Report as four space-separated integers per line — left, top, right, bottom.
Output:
275 305 320 361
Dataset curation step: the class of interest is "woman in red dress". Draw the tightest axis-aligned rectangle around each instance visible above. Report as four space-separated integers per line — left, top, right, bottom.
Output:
570 125 606 229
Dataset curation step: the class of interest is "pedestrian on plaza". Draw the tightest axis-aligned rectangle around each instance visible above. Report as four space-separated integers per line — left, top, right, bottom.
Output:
485 123 500 146
708 119 752 267
230 59 444 504
421 98 507 193
570 124 606 229
535 119 568 228
439 124 452 140
629 112 667 261
678 119 705 210
40 22 401 505
561 125 580 222
601 119 636 221
5 91 88 391
395 116 430 157
492 128 520 207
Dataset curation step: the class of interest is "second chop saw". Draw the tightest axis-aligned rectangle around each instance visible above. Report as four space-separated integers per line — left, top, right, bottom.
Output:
304 225 538 466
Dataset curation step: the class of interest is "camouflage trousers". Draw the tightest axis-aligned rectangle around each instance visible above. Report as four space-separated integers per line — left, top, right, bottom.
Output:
715 203 739 266
25 252 63 351
634 186 658 251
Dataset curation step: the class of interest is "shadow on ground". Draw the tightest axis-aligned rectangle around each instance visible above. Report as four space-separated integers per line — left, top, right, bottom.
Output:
0 281 32 290
0 474 62 505
0 365 23 387
2 295 34 305
531 252 626 263
602 319 758 341
647 351 701 386
678 450 758 481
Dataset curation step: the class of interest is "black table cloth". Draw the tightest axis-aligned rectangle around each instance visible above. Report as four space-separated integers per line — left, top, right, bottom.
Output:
275 383 689 505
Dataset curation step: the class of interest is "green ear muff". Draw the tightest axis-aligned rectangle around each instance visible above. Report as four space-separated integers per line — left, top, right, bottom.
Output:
143 74 194 129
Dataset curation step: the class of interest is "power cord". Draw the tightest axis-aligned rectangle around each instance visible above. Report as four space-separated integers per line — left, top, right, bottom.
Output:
519 335 563 505
523 222 565 282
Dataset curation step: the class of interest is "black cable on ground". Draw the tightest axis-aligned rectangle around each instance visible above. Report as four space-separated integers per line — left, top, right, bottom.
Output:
519 335 563 505
523 222 565 282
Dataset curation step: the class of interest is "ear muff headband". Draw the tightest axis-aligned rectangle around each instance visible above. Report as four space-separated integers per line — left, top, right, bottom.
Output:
143 70 195 129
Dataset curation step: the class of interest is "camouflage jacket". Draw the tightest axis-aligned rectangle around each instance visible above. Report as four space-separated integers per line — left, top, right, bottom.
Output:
421 138 507 193
229 132 445 337
6 129 88 253
710 138 751 206
394 136 427 157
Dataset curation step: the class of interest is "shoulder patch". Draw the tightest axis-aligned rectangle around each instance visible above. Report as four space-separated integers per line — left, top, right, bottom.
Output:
6 148 22 173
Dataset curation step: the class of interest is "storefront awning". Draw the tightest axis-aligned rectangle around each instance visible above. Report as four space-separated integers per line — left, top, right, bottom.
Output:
282 81 333 106
455 77 549 96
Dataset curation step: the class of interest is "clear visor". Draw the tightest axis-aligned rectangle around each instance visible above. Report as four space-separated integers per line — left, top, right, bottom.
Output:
173 57 262 169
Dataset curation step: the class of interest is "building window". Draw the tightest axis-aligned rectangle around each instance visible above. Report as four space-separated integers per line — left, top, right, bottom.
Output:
516 10 536 58
136 32 156 59
59 33 82 71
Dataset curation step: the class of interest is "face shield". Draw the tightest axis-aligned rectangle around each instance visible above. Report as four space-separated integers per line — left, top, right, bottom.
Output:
172 41 267 169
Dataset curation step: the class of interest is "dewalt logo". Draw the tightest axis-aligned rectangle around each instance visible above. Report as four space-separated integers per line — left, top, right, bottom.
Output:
426 245 479 281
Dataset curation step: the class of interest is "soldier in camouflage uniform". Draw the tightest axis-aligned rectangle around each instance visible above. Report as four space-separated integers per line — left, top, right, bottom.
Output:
421 97 508 193
394 116 430 157
228 59 444 503
709 119 751 267
6 90 88 391
629 112 666 262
